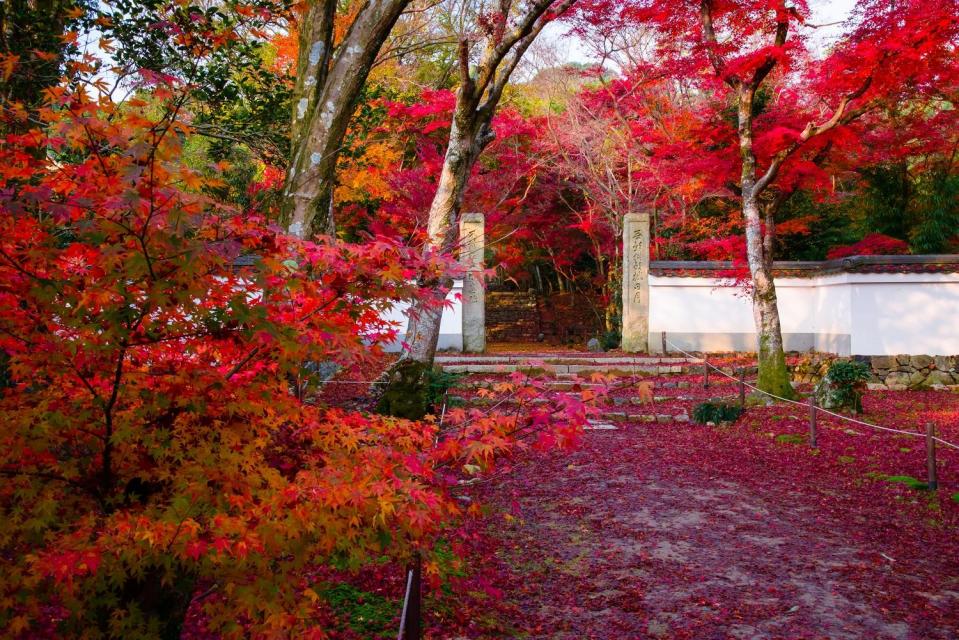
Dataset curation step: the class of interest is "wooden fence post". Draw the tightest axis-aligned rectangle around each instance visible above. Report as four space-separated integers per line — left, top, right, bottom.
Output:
808 395 818 448
738 368 746 408
398 553 422 640
703 360 709 389
926 422 938 491
408 553 422 640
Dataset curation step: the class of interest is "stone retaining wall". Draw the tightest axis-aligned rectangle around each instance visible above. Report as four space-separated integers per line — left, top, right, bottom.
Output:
486 291 540 343
790 352 959 390
485 291 603 344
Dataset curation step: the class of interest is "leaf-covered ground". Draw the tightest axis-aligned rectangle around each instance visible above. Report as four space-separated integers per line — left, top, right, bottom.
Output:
239 360 959 638
461 379 959 639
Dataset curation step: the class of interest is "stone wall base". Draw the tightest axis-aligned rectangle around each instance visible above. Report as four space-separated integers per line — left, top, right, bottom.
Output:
791 352 959 390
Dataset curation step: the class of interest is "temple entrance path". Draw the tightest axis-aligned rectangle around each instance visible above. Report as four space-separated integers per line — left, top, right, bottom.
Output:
458 368 959 639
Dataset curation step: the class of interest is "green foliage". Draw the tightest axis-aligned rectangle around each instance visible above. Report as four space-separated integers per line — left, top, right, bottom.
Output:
816 360 870 413
911 172 959 253
775 191 861 260
692 401 743 425
882 475 930 491
860 164 914 241
377 360 431 420
319 583 397 637
103 0 294 161
426 367 465 411
775 433 807 445
600 329 621 351
0 0 92 110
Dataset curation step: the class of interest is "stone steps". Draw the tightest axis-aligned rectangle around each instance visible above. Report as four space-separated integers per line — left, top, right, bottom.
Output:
435 355 692 365
441 363 695 375
436 355 699 375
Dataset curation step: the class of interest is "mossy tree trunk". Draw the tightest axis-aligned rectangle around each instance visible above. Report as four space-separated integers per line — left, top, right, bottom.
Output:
738 85 797 399
281 0 411 239
699 2 869 399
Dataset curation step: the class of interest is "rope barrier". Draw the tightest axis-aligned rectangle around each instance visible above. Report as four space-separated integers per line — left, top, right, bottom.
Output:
311 346 959 452
663 339 959 450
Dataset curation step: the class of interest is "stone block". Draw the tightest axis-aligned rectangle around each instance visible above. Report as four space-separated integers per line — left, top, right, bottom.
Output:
585 422 618 430
455 364 518 373
934 355 957 371
907 370 928 387
883 371 911 388
926 370 954 386
895 354 912 366
871 355 896 370
910 355 935 369
601 412 627 420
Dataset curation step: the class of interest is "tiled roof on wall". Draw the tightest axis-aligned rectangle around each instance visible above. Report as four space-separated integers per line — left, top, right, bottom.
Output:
650 255 959 278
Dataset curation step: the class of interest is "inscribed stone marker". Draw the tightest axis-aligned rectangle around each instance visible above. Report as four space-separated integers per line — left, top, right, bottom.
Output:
622 212 650 352
460 212 485 353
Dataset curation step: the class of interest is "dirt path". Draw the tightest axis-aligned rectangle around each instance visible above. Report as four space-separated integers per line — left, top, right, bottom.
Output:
473 422 959 639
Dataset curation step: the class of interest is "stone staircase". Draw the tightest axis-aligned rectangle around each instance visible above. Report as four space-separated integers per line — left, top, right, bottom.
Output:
435 354 700 376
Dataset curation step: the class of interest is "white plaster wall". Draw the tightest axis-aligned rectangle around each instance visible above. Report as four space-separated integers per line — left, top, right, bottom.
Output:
809 276 852 353
849 274 959 355
381 280 464 352
647 276 754 335
648 272 959 356
380 273 959 356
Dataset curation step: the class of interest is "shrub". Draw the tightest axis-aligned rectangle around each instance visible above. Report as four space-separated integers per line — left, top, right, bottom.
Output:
692 401 743 425
826 233 910 259
426 367 465 411
601 329 621 351
0 74 591 637
816 360 871 413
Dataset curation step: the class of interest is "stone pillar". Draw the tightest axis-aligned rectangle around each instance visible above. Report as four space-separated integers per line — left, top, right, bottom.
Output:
622 212 650 353
460 212 485 353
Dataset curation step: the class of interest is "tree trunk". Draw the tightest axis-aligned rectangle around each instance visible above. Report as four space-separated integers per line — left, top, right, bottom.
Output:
281 0 410 239
382 0 574 407
404 120 478 365
743 192 793 397
738 88 795 399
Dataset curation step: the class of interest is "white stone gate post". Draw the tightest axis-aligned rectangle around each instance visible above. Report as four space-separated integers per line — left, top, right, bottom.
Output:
460 212 485 353
622 212 650 352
